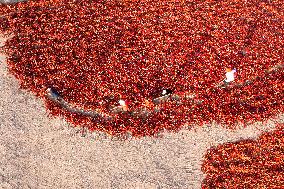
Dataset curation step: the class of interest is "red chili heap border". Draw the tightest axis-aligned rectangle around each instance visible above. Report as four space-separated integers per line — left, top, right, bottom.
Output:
0 0 283 137
202 123 284 188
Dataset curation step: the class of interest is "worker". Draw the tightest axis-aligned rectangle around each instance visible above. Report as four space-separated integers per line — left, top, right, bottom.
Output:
144 99 154 108
225 68 237 83
119 99 129 111
46 87 60 100
161 89 173 96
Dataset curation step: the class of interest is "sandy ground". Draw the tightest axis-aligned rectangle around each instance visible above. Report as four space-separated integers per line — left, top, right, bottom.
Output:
0 36 283 189
0 0 26 4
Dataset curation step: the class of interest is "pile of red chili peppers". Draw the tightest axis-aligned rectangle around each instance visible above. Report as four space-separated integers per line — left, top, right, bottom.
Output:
0 0 283 137
202 123 284 188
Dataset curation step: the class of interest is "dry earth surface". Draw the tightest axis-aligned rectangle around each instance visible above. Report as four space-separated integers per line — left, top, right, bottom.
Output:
0 0 26 4
0 35 283 189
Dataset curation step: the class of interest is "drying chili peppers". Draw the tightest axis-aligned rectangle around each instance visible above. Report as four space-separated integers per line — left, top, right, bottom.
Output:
202 123 284 188
0 0 283 137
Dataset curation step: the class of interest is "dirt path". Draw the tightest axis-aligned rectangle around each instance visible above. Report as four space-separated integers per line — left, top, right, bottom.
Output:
1 36 283 188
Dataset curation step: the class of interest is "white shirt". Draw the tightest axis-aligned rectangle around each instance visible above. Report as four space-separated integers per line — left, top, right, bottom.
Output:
119 99 126 106
225 69 236 82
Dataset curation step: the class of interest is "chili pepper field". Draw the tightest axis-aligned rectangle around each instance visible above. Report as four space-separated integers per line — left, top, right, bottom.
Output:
202 123 284 188
0 0 283 188
0 0 283 137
